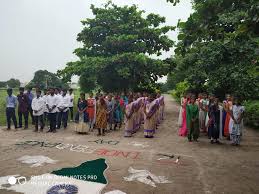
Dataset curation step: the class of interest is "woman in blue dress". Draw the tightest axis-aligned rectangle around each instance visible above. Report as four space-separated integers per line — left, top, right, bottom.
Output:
74 93 88 133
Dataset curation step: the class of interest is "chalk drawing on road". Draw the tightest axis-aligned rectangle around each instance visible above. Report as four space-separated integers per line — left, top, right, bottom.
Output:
123 167 172 187
128 141 149 148
104 190 127 194
0 158 108 194
17 155 58 167
156 154 180 164
88 139 120 145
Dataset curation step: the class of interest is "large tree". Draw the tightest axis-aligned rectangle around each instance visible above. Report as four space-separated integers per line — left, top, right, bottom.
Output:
58 2 175 92
167 0 259 99
6 78 20 88
27 70 68 89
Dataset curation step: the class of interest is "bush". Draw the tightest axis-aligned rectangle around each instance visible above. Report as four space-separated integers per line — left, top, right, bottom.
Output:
243 100 259 129
171 80 190 103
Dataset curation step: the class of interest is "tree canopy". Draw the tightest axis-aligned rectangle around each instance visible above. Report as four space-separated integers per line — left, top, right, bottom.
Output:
27 70 68 89
6 78 21 88
167 0 259 100
58 2 175 92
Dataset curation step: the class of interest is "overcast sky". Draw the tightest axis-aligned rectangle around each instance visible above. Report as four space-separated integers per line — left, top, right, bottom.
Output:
0 0 192 83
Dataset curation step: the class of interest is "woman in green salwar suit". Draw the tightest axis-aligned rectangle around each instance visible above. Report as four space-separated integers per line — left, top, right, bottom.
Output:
187 95 200 142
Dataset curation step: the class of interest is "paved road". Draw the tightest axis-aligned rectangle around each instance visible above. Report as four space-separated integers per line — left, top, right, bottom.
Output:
0 95 259 194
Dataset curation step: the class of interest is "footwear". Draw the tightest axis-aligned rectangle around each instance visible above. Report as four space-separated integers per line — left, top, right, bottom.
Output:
24 126 28 129
215 140 221 144
210 140 214 144
34 129 38 132
52 130 57 133
46 130 52 133
7 128 11 130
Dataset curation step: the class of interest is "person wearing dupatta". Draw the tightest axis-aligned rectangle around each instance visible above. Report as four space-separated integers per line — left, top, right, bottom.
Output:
134 97 141 130
160 96 165 121
187 95 199 142
74 93 88 134
138 96 144 129
124 95 134 137
144 94 157 138
229 97 245 146
87 92 96 132
208 96 221 144
178 94 189 136
95 97 108 136
223 94 233 139
107 94 115 131
132 95 139 133
199 93 209 133
113 96 122 130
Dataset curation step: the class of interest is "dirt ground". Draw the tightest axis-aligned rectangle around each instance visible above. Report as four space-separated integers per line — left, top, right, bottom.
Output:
0 95 259 194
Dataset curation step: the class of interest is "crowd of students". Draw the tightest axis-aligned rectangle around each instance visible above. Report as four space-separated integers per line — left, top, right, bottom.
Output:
5 88 165 138
74 91 165 137
178 93 245 146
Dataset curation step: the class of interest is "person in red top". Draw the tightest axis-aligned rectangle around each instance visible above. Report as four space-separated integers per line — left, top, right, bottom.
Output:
17 87 30 129
87 92 96 131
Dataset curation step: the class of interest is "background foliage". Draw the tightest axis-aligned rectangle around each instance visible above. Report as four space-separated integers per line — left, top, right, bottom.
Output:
27 70 68 89
166 0 259 100
58 2 175 92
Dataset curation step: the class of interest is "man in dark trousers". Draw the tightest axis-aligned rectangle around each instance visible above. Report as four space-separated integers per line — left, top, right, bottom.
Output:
6 88 18 130
57 89 70 129
32 90 45 132
26 87 35 125
46 88 58 133
17 87 29 129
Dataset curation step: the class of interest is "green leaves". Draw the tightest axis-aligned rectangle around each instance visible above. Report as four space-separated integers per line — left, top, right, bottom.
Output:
168 0 259 100
59 2 175 92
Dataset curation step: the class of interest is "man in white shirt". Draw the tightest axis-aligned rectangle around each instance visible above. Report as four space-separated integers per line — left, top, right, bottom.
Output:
42 89 49 124
55 88 62 128
46 88 58 133
68 88 74 121
57 89 70 129
32 90 45 132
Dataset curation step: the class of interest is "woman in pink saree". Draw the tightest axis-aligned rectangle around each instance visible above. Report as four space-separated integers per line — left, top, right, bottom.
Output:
178 94 189 136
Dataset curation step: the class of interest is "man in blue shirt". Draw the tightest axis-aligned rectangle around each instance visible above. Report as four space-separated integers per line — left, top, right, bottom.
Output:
6 88 18 130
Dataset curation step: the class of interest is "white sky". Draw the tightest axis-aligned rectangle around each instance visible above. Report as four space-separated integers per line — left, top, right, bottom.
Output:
0 0 192 83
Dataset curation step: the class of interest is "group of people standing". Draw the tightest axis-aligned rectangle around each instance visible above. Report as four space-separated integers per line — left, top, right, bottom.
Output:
178 93 245 146
74 91 165 138
5 87 75 133
6 87 35 130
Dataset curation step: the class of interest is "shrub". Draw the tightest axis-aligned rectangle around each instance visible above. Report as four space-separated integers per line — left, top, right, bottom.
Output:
243 100 259 129
171 80 190 103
